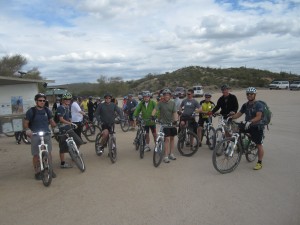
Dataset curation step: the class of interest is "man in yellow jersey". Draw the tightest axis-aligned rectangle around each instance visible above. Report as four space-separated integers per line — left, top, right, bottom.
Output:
197 93 215 147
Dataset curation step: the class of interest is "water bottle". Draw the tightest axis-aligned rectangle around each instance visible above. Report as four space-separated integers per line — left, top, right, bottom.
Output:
243 136 250 148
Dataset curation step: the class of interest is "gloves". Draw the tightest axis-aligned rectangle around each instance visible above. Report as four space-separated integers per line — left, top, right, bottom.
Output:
25 129 32 137
244 121 252 130
71 123 78 129
172 120 178 126
53 127 60 134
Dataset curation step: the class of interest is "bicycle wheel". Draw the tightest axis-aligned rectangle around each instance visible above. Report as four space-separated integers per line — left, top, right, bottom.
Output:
215 128 224 147
95 133 104 156
68 143 85 172
212 138 242 174
83 124 101 142
4 132 15 137
153 138 164 167
21 132 31 144
134 130 140 151
245 140 258 162
109 136 117 163
139 134 145 159
207 127 216 150
120 119 130 132
41 151 53 187
177 130 199 157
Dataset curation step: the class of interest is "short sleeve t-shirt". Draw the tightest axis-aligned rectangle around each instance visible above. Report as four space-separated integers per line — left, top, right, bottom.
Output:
240 101 264 126
25 107 52 132
156 100 176 124
57 105 71 127
180 99 200 116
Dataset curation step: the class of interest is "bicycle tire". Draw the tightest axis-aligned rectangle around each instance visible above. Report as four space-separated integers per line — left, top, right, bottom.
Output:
177 130 199 157
245 140 258 162
139 134 145 159
215 128 225 147
109 136 117 163
134 130 140 151
83 124 101 142
153 138 164 167
212 138 242 174
120 119 130 132
4 132 15 137
207 127 216 150
41 151 53 187
69 143 86 172
95 133 104 156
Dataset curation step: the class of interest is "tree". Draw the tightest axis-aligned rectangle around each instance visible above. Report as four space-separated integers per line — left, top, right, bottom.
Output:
0 54 27 76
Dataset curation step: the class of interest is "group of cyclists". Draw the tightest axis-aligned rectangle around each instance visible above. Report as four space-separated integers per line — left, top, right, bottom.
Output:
23 83 266 180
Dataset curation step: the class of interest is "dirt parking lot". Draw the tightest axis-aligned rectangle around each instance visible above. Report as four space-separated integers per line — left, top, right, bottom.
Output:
0 89 299 225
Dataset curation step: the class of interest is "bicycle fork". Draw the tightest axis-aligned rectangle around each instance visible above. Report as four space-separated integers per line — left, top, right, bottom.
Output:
226 133 239 157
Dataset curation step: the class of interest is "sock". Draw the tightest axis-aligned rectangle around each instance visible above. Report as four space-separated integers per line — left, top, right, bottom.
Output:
258 160 262 164
61 161 65 165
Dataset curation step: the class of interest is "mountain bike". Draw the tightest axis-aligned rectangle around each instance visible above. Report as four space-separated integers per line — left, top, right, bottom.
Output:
212 121 259 174
214 114 232 147
15 131 31 144
81 116 101 142
120 111 130 132
177 116 199 157
95 123 117 163
4 131 15 137
58 128 86 172
133 117 149 159
153 121 175 167
32 131 53 187
200 116 216 150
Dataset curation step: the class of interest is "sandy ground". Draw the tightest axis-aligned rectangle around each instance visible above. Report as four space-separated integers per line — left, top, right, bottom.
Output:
0 89 299 225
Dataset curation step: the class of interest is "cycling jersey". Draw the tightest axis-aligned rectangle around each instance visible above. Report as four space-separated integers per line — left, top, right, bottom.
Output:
199 100 215 119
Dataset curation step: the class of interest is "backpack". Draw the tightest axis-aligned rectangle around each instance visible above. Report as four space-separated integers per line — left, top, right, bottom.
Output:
53 111 60 123
256 100 272 129
28 107 51 129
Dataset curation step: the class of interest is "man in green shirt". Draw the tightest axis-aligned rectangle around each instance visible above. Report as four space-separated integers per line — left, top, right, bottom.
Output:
152 89 178 163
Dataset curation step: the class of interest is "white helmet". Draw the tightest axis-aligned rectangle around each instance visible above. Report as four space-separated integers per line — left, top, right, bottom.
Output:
246 87 257 94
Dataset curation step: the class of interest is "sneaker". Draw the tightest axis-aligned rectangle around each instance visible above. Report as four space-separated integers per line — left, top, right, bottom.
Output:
52 171 57 178
168 153 176 160
35 172 42 180
96 146 104 154
60 162 73 168
253 163 262 170
144 146 151 152
199 142 202 147
163 156 170 163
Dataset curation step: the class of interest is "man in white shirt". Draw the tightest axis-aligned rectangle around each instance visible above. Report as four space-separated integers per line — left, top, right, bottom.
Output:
71 96 86 142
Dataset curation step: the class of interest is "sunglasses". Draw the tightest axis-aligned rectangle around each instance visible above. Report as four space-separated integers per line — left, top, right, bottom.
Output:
187 93 192 95
246 93 255 96
205 96 211 98
37 100 46 102
105 97 111 100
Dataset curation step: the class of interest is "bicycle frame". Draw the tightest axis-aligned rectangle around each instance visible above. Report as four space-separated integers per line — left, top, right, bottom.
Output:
34 131 50 172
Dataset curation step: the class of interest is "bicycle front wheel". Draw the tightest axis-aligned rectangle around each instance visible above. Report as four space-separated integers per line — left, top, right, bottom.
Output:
83 124 101 142
95 133 104 156
153 139 164 167
120 119 130 132
245 141 258 162
69 143 86 172
139 134 145 159
207 127 216 150
109 137 117 163
177 130 199 157
212 138 242 174
41 151 53 187
215 128 225 147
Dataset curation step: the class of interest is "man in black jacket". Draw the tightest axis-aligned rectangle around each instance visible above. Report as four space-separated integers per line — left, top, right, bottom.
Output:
212 84 239 118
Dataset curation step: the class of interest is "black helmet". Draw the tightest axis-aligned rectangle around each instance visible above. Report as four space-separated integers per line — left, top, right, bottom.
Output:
204 93 212 97
34 93 46 101
104 93 112 98
221 84 230 91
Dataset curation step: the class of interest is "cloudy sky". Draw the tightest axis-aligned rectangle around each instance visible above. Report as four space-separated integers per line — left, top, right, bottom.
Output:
0 0 299 85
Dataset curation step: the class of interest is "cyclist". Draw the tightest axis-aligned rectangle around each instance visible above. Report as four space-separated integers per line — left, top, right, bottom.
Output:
178 89 201 147
94 93 123 154
71 96 86 142
87 96 94 122
230 87 265 170
125 94 138 130
211 84 239 118
57 92 84 169
52 97 61 114
151 89 178 163
23 93 57 180
197 93 215 146
133 92 157 152
173 93 182 111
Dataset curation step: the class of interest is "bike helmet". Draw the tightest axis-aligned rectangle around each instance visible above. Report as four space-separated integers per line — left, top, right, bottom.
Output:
221 84 230 91
62 92 72 100
104 93 112 98
162 89 172 95
246 87 257 94
123 95 128 99
128 94 133 97
142 92 151 97
204 93 212 97
89 96 93 100
34 93 46 101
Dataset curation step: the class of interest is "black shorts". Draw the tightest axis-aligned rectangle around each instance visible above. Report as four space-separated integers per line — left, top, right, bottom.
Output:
198 117 210 127
163 127 177 137
59 129 84 153
145 125 156 134
248 126 264 145
180 115 197 133
101 124 114 133
128 112 134 121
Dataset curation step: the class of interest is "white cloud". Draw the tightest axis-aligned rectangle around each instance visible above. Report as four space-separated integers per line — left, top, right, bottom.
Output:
0 0 299 85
